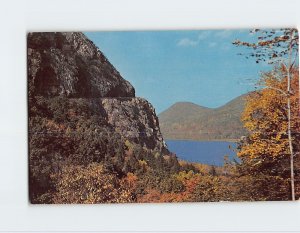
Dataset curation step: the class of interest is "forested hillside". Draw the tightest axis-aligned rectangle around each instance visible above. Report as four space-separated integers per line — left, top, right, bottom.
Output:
159 94 248 140
28 32 191 203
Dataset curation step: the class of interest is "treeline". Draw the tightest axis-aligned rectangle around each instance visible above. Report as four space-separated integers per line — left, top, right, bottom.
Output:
29 28 300 203
29 67 300 203
26 94 256 203
29 95 199 203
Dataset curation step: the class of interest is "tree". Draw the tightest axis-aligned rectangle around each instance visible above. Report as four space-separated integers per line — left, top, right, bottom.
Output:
237 68 299 200
233 28 299 200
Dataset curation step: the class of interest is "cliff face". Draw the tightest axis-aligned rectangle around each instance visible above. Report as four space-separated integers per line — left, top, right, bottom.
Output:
99 97 167 152
28 32 135 98
28 32 167 153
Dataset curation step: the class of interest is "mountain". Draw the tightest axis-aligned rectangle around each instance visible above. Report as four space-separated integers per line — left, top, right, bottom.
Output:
28 32 135 98
28 32 173 203
28 32 167 153
158 94 248 141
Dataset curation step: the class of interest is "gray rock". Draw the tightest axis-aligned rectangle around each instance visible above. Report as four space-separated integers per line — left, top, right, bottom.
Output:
99 97 167 152
28 32 168 154
28 32 135 98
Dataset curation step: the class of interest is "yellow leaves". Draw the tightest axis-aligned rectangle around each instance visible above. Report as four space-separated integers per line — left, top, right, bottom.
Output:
175 170 198 183
124 172 138 189
52 163 134 204
154 152 160 159
138 159 147 166
124 139 133 150
241 76 288 134
239 67 299 164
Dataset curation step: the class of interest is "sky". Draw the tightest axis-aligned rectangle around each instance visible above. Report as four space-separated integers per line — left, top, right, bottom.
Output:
84 30 270 114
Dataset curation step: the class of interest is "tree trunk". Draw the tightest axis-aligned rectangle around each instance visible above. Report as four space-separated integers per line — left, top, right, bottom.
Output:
287 30 295 201
287 97 295 201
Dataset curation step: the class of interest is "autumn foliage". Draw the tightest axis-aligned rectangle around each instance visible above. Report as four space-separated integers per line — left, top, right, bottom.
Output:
29 29 299 203
52 163 134 204
237 67 299 200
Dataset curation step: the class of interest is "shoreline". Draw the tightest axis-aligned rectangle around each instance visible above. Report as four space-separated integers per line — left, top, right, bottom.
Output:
164 138 240 143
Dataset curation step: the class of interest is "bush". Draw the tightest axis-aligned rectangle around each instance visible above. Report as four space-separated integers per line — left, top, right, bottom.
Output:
52 163 135 204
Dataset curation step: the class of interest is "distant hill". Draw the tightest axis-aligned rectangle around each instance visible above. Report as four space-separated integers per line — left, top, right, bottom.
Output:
158 94 248 141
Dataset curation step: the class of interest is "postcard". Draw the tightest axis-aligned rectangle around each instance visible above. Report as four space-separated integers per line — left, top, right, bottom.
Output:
28 29 299 203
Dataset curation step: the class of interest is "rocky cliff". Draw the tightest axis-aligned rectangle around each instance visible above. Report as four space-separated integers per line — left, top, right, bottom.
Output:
28 32 167 153
28 32 135 98
99 97 167 152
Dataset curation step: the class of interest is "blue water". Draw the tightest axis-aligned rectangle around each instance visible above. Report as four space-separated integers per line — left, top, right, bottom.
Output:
166 140 239 166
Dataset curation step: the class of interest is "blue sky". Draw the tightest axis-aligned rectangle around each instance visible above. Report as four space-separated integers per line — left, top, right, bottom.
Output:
85 30 270 113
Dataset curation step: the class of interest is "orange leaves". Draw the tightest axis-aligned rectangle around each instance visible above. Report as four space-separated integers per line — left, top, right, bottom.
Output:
238 67 299 166
233 29 298 64
137 189 182 203
124 172 138 190
182 175 202 195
